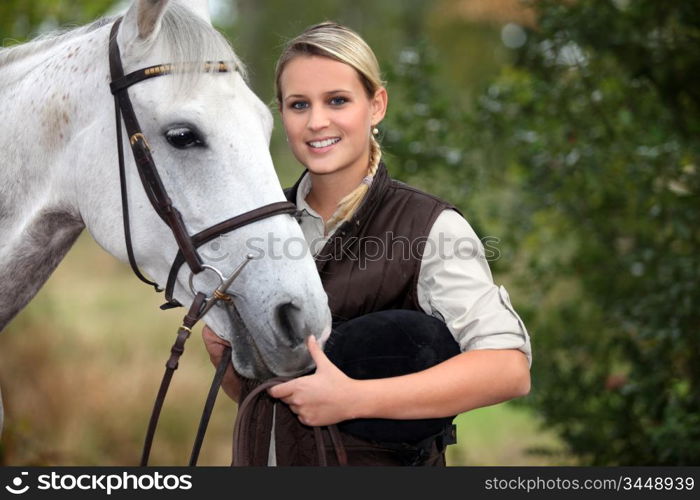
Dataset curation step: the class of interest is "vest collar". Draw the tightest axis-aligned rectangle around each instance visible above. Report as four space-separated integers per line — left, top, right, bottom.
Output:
286 161 390 237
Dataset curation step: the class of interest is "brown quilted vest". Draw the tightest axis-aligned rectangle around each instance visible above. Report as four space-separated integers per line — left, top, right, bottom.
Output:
236 162 458 466
287 162 457 322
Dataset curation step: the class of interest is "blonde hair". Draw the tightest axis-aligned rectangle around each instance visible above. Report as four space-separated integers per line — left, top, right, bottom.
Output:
275 22 385 230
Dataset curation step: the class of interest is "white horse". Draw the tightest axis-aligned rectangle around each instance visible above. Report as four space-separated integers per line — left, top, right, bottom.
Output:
0 0 331 436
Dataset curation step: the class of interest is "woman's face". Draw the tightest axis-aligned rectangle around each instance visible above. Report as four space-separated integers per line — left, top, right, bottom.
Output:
279 55 386 178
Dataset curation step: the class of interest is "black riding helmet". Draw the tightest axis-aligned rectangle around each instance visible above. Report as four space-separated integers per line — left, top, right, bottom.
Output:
323 309 461 445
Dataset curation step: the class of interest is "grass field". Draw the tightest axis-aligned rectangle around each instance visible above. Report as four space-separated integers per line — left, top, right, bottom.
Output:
0 233 570 466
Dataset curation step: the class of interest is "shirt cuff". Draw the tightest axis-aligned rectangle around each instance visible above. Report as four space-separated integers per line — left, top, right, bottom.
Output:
465 332 532 367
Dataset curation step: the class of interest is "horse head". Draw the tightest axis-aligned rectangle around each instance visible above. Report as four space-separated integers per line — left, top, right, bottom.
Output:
106 0 332 379
0 0 331 382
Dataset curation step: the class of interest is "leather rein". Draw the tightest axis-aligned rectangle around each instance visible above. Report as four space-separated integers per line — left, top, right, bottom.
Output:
108 19 345 466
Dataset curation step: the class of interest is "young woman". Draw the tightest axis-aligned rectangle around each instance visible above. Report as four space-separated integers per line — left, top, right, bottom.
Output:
203 22 531 466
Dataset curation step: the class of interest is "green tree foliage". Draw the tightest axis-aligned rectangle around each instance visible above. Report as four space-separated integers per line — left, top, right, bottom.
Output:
470 0 700 464
0 0 115 42
381 43 480 211
376 0 699 464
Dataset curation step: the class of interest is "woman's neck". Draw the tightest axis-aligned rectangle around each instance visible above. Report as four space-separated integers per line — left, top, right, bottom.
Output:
305 166 367 223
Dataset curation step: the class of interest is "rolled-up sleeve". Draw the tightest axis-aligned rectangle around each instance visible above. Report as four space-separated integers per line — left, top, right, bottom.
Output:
416 210 532 366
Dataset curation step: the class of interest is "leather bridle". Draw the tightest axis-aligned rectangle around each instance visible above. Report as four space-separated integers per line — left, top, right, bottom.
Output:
106 18 347 466
108 18 296 308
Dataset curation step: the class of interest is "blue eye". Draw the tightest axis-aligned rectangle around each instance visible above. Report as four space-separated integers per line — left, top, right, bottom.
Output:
290 101 309 110
330 96 347 105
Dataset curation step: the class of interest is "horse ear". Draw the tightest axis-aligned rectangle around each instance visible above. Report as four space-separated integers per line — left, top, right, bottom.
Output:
120 0 171 46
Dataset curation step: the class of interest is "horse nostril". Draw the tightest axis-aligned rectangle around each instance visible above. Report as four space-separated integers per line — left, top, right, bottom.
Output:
275 301 305 349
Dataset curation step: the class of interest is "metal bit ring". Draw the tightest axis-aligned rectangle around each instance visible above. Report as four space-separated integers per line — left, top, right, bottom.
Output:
188 264 225 297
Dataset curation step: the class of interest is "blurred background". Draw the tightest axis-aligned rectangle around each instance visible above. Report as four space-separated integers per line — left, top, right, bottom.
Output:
0 0 698 466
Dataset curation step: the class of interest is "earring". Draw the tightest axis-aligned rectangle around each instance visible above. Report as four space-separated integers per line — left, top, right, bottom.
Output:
372 126 379 136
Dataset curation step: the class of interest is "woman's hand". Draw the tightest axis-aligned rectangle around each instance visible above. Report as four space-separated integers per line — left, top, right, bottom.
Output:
267 336 360 427
202 325 242 402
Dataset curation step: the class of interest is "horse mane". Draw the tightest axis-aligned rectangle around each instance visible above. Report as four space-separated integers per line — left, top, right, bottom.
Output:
0 3 246 90
0 17 115 69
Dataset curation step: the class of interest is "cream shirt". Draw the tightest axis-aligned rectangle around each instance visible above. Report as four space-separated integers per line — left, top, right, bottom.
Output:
295 174 532 365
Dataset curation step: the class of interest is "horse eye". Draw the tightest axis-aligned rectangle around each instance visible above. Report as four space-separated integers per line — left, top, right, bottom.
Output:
165 127 205 149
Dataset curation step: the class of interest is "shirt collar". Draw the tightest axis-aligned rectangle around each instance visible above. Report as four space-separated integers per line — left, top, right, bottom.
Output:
295 172 317 216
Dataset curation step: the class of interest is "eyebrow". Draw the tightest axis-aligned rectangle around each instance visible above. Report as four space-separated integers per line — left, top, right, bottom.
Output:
283 89 353 101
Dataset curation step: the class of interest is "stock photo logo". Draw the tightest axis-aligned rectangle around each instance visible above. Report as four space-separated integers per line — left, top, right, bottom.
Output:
197 232 502 266
200 234 231 263
5 472 29 495
2 471 193 496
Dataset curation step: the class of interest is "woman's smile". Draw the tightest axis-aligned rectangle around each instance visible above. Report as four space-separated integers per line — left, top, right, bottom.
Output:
307 136 341 153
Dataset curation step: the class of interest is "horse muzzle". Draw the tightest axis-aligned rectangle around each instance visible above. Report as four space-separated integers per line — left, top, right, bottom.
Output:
219 296 330 380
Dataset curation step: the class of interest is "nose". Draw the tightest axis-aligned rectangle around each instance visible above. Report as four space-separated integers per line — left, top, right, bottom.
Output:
275 300 306 349
307 107 330 131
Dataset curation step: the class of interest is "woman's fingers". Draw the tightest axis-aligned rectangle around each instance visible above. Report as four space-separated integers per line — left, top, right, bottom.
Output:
268 379 297 399
306 335 332 369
